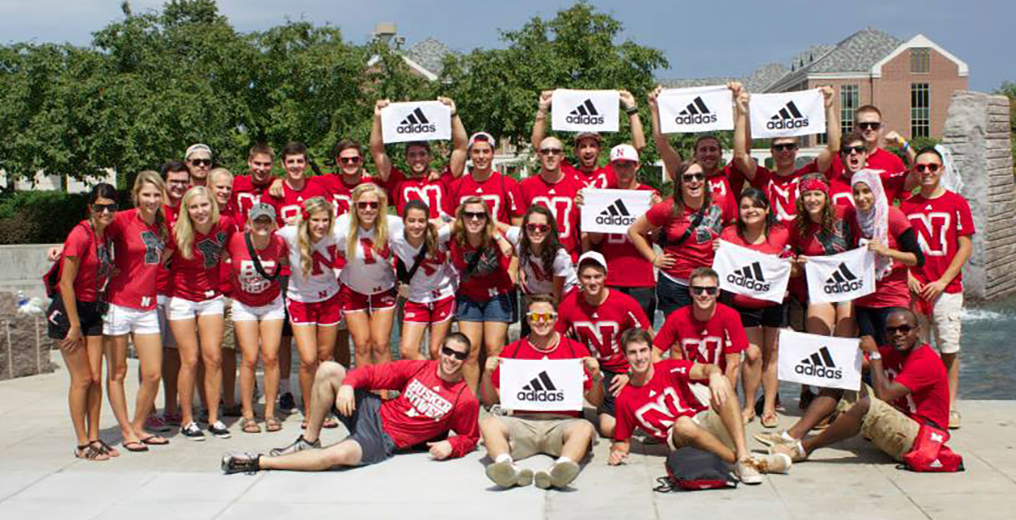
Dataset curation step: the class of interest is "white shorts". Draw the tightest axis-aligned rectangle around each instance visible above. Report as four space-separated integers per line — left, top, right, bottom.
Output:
103 304 160 336
167 295 225 321
917 291 963 355
232 295 286 322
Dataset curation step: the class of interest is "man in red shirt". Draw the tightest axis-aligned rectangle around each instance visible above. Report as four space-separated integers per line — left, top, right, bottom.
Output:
766 309 950 463
520 136 586 260
221 333 479 473
900 148 973 429
557 251 651 438
480 294 603 490
184 143 213 187
445 132 524 225
233 144 276 224
609 328 791 484
266 142 328 227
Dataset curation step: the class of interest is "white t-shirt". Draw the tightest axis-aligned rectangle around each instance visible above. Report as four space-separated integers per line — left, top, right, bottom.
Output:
389 225 458 303
506 227 578 295
277 225 340 303
334 214 403 295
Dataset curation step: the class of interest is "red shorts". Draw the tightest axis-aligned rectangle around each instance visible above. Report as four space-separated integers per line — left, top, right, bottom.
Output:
340 286 397 314
403 296 456 324
287 292 342 326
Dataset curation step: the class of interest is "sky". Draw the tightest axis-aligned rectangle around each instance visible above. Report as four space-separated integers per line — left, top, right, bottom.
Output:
1 0 1012 92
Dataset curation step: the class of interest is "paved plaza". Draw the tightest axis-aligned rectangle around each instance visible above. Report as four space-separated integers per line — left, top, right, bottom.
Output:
1 354 1014 520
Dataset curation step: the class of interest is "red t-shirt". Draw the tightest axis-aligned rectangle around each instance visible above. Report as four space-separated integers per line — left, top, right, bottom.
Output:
879 344 950 429
845 206 913 308
168 216 234 302
744 164 810 224
900 191 975 294
156 204 180 296
645 199 729 282
384 167 449 219
519 173 584 261
105 209 167 310
227 232 287 307
445 171 524 224
448 238 513 303
816 155 909 206
344 360 479 459
653 303 748 372
59 221 114 303
232 174 274 225
267 180 328 227
707 162 742 219
562 161 616 189
218 205 242 297
720 223 791 309
787 205 854 301
555 290 652 372
594 184 658 288
614 359 708 442
492 335 593 418
314 172 379 218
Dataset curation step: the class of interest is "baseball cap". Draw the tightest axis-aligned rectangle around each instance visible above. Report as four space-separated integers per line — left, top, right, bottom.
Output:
577 251 608 273
185 143 213 160
610 144 639 163
248 203 276 223
574 132 602 145
468 132 496 150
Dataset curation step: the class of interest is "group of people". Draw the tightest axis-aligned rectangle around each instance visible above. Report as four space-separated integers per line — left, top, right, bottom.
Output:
48 85 969 490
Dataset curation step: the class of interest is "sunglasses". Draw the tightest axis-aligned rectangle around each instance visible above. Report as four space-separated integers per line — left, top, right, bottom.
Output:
464 211 488 221
841 145 867 155
885 324 915 335
915 163 941 173
339 157 362 165
690 286 719 296
682 173 705 182
527 311 558 324
441 346 468 361
540 148 564 156
526 223 550 234
857 122 882 130
772 143 798 152
168 179 189 186
189 158 212 167
357 201 379 210
91 203 118 214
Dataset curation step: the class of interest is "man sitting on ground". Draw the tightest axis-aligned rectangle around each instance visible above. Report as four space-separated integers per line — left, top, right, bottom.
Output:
609 328 791 485
221 333 479 473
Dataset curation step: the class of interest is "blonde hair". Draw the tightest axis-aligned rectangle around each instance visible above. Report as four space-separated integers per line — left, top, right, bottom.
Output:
452 196 496 249
174 186 220 260
209 167 233 186
132 170 169 241
298 197 335 280
346 183 390 259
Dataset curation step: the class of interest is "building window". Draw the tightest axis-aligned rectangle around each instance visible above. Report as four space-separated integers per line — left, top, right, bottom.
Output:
840 84 859 135
911 83 930 138
910 48 931 74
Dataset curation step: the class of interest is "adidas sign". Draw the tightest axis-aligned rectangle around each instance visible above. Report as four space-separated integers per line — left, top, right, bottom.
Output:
595 199 636 227
726 262 770 292
674 96 717 125
767 100 810 130
794 346 843 379
567 99 605 125
397 108 437 134
517 371 565 402
823 263 864 294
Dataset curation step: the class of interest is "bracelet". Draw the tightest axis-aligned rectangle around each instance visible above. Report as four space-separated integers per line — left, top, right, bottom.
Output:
901 141 910 151
625 106 639 115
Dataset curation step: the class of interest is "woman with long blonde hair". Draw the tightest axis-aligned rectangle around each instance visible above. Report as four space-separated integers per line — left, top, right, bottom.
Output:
276 196 341 428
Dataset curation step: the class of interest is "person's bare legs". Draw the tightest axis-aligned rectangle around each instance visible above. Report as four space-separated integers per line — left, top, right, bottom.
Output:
428 319 453 360
400 321 428 360
104 335 139 445
941 352 959 411
761 326 780 421
130 333 163 438
741 327 763 422
333 328 350 367
559 420 595 461
291 324 322 416
598 413 616 438
346 312 372 369
479 417 511 460
301 361 346 444
786 388 844 440
259 320 284 420
61 339 97 447
258 439 363 471
800 397 870 455
172 319 201 426
369 309 396 364
235 320 261 421
197 313 225 425
458 321 483 391
85 336 105 443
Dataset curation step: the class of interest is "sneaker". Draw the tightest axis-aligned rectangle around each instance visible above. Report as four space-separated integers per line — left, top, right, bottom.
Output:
534 469 551 490
221 452 260 475
269 435 321 457
164 410 182 426
771 441 808 463
949 410 961 430
754 430 797 448
517 467 533 487
279 392 296 412
181 422 206 441
209 420 231 439
486 461 524 488
535 460 581 489
144 414 172 433
755 453 792 474
735 458 763 485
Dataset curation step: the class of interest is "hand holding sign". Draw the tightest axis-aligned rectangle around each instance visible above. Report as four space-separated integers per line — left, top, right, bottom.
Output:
778 330 862 391
500 358 585 412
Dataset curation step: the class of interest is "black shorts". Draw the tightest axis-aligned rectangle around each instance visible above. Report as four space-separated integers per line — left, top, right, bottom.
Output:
736 304 787 329
596 369 621 417
609 286 657 328
333 390 397 466
47 297 105 340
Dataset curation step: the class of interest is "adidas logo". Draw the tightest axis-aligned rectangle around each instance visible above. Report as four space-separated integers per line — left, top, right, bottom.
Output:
795 346 843 379
517 370 565 402
595 199 636 227
567 99 605 125
726 262 770 292
767 100 810 130
675 97 717 125
397 107 437 134
823 263 864 295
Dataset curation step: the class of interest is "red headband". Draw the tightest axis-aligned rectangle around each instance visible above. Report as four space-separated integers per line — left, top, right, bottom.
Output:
800 177 829 195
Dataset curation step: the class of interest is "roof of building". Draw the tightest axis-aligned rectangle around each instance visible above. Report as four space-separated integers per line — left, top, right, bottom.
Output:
794 28 902 74
401 37 457 78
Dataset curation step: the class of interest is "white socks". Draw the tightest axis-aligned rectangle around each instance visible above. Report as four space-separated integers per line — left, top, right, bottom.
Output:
495 454 513 464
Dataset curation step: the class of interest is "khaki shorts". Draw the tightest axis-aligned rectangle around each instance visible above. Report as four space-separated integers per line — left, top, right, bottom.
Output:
859 396 920 461
499 415 590 460
667 409 736 453
221 299 236 350
917 292 962 355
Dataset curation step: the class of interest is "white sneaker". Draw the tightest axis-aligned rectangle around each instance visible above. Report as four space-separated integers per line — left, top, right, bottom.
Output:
754 430 796 448
486 461 522 488
756 453 792 474
771 441 808 463
549 460 581 488
735 457 763 485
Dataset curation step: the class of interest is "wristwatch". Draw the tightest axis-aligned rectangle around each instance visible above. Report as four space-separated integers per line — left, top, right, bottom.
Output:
869 351 882 361
625 106 639 115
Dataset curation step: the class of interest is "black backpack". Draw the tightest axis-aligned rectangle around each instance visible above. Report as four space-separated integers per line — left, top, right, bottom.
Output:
654 447 737 492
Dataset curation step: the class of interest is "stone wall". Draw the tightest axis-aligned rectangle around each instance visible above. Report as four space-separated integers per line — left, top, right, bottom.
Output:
941 91 1016 301
0 291 54 381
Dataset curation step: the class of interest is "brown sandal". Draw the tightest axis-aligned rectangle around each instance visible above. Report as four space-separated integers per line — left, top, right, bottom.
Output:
75 443 110 461
265 417 282 432
241 417 262 434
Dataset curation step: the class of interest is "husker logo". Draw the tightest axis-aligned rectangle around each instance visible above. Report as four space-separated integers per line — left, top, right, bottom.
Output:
567 99 605 125
824 263 863 294
675 96 718 125
517 371 565 402
726 262 770 292
397 107 437 134
795 346 842 379
767 100 810 130
596 199 635 226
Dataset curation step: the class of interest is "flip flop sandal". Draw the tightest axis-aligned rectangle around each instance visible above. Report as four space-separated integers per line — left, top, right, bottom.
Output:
321 416 339 429
241 418 262 434
75 443 110 461
265 418 283 433
122 440 149 453
761 413 780 429
139 434 170 446
94 439 120 457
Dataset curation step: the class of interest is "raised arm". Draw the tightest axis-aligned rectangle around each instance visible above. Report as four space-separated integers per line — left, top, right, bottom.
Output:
370 99 394 182
648 86 682 179
815 86 838 174
860 337 912 403
441 96 468 178
620 90 647 152
732 85 758 180
530 90 554 152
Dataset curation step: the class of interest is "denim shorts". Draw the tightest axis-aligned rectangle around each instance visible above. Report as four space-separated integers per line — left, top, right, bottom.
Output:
455 292 514 323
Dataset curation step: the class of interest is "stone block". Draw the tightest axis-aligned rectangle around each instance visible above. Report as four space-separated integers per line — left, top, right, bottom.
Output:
0 292 54 382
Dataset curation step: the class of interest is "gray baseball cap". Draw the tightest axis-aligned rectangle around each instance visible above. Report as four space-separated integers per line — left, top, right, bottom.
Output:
248 203 276 222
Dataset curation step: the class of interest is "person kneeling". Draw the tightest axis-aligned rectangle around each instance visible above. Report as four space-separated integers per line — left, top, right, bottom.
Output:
609 328 791 485
221 333 479 473
480 294 604 490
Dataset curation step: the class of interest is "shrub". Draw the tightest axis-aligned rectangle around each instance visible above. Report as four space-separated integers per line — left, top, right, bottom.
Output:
0 190 90 244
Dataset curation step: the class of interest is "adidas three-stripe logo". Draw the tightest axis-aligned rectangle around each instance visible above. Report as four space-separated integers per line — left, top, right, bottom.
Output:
396 107 437 134
595 199 636 227
766 100 810 130
795 346 843 379
522 371 558 392
517 371 566 402
726 261 770 291
823 263 863 295
566 99 605 125
674 96 718 125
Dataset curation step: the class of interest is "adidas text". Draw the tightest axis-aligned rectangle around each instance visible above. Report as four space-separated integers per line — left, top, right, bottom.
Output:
397 123 437 134
595 215 636 226
767 117 809 130
675 113 717 125
726 273 770 292
794 364 843 379
824 279 864 294
516 389 565 402
567 114 604 125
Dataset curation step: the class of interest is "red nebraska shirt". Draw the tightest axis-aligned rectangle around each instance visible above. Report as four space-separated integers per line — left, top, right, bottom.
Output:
232 174 274 225
720 223 791 309
445 171 523 224
267 179 328 227
227 232 287 307
900 191 975 294
845 205 914 309
879 344 950 429
614 359 707 442
448 238 513 303
594 184 658 288
59 221 114 302
645 199 729 282
344 360 479 459
384 167 449 219
519 172 585 261
743 164 810 223
168 216 234 302
492 335 594 418
555 290 651 372
105 209 167 310
156 204 179 296
314 172 379 218
562 161 616 189
812 154 909 207
653 303 748 372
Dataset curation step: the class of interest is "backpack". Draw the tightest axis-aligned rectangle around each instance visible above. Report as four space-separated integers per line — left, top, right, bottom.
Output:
654 447 738 492
898 424 964 473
